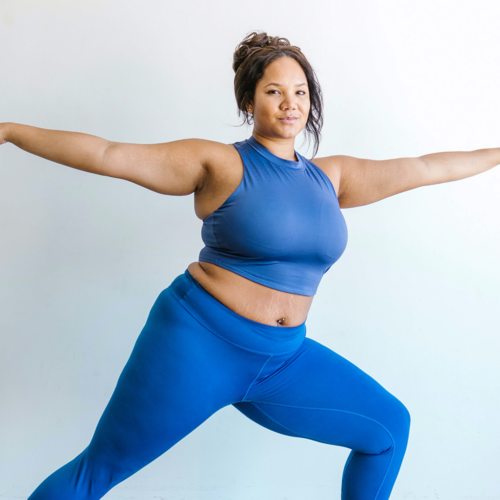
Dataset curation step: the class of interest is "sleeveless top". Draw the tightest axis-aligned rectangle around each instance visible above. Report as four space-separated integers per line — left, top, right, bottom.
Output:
198 135 348 296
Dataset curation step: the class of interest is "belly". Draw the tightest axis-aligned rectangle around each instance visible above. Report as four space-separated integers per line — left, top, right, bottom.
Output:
186 261 314 327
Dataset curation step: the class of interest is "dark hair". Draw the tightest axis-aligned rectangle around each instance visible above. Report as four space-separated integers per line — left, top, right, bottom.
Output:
233 31 324 158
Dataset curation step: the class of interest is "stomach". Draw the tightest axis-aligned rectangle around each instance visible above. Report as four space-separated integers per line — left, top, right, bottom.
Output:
186 261 314 327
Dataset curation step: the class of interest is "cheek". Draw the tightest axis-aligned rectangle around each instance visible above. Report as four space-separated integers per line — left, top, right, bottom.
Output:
260 107 275 119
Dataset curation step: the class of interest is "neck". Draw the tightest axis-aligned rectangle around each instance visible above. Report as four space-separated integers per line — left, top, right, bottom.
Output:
252 132 298 162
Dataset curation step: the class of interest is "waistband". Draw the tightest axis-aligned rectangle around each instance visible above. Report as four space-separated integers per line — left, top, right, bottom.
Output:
167 269 307 355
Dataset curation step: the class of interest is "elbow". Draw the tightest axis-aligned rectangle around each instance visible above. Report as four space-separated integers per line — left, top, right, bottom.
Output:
99 141 119 177
416 156 434 186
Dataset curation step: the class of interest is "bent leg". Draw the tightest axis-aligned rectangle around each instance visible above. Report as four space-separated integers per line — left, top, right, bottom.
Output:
28 287 248 500
233 337 411 500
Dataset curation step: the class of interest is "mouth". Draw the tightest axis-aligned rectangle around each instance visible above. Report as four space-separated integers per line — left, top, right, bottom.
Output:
279 116 298 124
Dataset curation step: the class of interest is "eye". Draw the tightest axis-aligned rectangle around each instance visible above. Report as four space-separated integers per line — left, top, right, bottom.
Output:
266 90 307 95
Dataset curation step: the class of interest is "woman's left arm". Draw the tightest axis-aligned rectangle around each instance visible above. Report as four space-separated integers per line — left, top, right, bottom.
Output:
330 147 500 208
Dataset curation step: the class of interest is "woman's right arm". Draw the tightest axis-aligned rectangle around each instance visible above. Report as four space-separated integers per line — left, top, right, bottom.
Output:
0 122 210 196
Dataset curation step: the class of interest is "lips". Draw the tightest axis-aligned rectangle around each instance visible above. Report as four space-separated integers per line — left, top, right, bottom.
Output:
280 116 298 123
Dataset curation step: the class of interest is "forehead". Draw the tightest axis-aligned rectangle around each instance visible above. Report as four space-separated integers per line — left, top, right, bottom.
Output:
259 56 307 84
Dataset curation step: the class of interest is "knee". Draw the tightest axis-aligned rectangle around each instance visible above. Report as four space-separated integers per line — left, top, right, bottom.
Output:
384 398 411 451
398 399 411 435
371 398 410 455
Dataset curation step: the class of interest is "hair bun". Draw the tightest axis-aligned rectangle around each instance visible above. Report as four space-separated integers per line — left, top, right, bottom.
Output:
233 31 291 73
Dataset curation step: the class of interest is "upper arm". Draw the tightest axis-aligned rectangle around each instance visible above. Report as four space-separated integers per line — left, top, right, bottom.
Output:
100 138 216 196
332 154 430 208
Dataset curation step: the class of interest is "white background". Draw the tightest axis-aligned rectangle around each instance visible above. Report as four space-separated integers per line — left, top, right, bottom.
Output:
1 0 499 499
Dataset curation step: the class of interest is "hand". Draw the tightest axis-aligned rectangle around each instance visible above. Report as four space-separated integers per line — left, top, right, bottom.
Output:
0 122 11 145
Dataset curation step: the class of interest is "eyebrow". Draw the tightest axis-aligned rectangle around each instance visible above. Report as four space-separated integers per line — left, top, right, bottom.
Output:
263 82 307 88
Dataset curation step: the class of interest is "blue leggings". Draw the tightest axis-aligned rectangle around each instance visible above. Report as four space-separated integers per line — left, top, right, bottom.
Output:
28 269 411 499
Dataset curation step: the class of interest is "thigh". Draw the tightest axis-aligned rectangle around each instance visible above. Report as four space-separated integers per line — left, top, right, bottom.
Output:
28 283 285 499
86 288 250 474
233 337 410 454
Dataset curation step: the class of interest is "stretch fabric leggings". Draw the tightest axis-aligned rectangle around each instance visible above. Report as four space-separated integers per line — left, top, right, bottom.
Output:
28 269 411 500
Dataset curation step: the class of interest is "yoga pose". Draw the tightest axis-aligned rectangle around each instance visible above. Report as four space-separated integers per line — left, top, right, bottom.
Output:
1 31 499 500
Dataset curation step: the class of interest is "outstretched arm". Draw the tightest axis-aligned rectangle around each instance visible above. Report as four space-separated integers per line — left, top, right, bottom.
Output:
332 147 500 209
1 122 210 196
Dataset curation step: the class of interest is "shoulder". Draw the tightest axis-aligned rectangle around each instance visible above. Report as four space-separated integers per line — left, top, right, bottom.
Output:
201 140 242 178
193 139 244 199
187 139 241 168
174 138 238 165
175 139 241 194
307 155 343 198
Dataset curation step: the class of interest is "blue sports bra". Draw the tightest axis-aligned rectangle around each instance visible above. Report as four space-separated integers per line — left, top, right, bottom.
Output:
198 135 348 296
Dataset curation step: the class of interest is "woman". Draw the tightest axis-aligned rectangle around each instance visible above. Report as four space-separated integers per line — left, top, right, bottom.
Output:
1 31 498 500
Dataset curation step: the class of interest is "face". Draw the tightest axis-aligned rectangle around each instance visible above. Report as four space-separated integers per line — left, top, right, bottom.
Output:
248 56 310 140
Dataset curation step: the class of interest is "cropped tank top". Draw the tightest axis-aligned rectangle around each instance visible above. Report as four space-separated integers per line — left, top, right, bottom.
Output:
198 135 348 296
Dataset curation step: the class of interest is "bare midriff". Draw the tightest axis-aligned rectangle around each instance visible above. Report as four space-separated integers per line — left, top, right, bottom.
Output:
187 261 314 327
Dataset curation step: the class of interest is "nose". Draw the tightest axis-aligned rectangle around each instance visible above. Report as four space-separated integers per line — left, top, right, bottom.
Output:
280 92 298 111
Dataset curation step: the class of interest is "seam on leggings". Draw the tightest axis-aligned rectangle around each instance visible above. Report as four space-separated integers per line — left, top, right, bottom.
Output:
241 402 303 437
250 401 396 500
169 291 302 356
242 355 274 402
341 440 395 500
247 401 343 447
374 444 395 500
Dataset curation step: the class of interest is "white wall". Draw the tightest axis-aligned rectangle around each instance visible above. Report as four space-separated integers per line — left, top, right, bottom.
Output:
1 0 499 499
